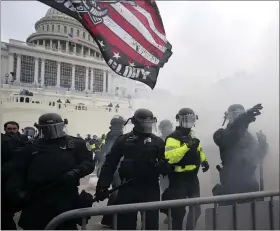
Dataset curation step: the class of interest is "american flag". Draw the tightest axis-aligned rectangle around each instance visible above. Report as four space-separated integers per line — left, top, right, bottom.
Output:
68 33 79 43
37 0 172 89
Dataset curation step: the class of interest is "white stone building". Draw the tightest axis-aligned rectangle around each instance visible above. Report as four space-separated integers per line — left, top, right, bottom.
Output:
1 7 149 98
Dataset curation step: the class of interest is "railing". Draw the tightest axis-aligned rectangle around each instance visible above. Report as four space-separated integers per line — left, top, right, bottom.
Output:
45 190 279 230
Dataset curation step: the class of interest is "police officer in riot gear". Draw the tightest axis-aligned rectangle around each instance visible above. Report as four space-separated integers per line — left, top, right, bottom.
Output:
99 115 125 228
96 109 170 230
213 104 268 202
163 108 209 230
5 113 95 230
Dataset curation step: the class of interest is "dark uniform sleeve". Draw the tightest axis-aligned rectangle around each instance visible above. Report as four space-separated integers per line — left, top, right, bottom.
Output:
213 113 251 150
73 138 95 178
96 136 124 189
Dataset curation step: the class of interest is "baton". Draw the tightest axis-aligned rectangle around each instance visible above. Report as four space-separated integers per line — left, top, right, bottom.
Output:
93 179 133 202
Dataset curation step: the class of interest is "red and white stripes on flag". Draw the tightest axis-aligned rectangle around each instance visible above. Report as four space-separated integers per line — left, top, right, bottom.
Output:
87 1 168 66
37 0 172 89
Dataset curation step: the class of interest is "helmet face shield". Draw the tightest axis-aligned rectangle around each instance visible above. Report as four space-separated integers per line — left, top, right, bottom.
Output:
227 109 245 123
179 114 196 128
134 117 157 134
38 122 67 139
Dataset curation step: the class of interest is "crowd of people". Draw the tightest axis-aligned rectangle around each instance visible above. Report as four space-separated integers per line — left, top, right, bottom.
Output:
1 103 268 230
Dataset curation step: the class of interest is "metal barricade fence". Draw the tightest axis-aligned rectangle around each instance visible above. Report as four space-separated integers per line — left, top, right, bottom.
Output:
45 190 279 230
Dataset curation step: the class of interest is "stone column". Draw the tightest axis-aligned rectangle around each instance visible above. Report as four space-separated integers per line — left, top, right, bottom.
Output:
34 57 39 84
107 72 112 94
16 54 21 82
8 53 14 74
87 48 90 57
85 67 89 91
50 40 53 49
103 70 107 92
66 41 69 53
90 68 94 90
36 40 39 45
56 61 61 88
41 59 45 87
58 40 61 51
71 65 75 90
43 40 46 47
73 44 77 54
81 46 84 56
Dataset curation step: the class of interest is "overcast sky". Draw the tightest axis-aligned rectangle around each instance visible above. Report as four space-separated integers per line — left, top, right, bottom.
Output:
1 1 279 94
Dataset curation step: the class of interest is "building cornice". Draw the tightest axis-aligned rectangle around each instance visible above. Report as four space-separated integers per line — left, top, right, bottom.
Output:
3 41 110 70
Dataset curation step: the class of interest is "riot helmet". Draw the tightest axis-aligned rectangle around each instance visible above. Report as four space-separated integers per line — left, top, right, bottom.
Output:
226 104 245 123
158 119 173 137
176 108 198 128
35 113 67 139
23 126 36 138
131 108 157 134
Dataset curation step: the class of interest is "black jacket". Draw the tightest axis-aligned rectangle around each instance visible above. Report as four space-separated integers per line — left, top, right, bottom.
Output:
6 135 95 198
213 115 267 188
97 130 165 189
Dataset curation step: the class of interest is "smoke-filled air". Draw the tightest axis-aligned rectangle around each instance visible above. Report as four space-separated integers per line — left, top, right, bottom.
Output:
132 1 279 194
1 0 279 230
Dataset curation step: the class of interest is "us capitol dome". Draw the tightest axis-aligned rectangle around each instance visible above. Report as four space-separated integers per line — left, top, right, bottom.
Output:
1 7 149 97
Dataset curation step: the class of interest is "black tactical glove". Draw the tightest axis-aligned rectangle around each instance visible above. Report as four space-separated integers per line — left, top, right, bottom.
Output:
154 158 172 175
95 187 109 202
189 138 200 150
246 104 263 123
201 161 209 172
62 169 80 182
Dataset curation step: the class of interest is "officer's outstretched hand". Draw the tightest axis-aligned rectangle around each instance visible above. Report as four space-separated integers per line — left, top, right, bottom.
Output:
201 161 209 173
95 187 109 202
246 104 263 122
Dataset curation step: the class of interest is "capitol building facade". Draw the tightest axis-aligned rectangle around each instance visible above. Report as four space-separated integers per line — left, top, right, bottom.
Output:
1 7 149 98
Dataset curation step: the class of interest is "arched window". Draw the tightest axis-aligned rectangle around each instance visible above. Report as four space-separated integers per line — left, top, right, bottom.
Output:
47 25 49 31
64 26 67 33
58 25 61 32
77 29 80 37
52 25 54 32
